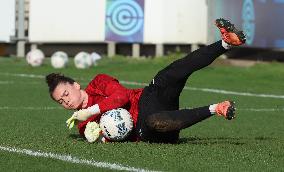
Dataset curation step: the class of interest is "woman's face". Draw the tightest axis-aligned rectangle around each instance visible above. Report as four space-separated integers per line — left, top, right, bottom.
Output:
52 82 83 110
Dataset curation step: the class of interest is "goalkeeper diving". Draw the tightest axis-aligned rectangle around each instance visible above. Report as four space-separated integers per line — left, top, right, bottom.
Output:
46 18 246 143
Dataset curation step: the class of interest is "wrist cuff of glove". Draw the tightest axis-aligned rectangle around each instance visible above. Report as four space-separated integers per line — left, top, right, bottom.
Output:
87 104 101 115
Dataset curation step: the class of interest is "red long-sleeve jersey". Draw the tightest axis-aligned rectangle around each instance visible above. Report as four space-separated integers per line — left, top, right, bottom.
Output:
77 74 143 140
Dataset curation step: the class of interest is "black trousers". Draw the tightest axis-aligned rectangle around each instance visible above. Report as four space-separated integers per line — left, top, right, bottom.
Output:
136 40 227 143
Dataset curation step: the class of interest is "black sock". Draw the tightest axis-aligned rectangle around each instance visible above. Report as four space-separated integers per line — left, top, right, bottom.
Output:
145 106 214 132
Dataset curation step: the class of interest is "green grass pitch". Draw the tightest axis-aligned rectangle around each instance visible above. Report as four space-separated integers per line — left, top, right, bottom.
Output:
0 55 283 171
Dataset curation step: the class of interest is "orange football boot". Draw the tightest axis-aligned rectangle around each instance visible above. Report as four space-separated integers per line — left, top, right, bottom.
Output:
215 18 246 46
215 100 236 120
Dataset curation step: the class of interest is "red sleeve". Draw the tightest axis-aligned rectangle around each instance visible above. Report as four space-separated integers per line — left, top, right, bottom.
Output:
91 74 130 113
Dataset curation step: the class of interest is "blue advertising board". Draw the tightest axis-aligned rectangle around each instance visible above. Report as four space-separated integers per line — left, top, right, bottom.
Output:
105 0 144 43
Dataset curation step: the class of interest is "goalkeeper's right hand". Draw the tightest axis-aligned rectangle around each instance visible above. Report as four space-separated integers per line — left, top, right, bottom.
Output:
66 104 101 129
66 115 76 129
66 109 91 129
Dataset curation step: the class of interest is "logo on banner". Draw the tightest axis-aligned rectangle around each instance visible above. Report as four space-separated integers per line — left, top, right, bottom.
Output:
242 0 255 45
105 0 144 42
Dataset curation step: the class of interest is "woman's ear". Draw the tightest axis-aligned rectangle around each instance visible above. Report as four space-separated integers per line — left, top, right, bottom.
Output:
74 82 81 90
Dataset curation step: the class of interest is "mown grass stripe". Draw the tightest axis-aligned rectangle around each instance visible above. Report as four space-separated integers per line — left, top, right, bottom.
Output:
1 72 284 99
1 106 284 112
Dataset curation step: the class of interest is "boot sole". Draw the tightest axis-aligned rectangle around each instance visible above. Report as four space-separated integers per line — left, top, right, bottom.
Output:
215 18 246 44
226 101 236 120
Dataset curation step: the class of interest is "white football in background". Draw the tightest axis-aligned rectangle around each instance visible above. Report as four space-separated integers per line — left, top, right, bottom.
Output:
51 51 69 69
26 49 45 67
74 52 92 69
90 52 102 66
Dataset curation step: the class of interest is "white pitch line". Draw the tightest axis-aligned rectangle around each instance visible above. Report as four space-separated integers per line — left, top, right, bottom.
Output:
0 81 14 84
119 81 284 99
239 108 284 112
0 106 63 110
185 87 284 99
0 146 160 172
1 72 284 99
0 73 44 79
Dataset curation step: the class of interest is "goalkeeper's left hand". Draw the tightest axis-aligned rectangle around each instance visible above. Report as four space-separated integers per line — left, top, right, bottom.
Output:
84 121 104 143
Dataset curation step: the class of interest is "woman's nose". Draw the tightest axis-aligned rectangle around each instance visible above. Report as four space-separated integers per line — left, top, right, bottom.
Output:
63 98 69 105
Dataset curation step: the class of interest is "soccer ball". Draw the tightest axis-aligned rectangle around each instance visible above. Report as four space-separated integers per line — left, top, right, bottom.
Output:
99 108 133 141
51 51 69 68
74 52 92 69
90 52 102 66
26 49 45 67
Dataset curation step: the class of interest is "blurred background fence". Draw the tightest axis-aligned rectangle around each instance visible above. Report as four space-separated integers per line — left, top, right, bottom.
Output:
0 0 284 60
